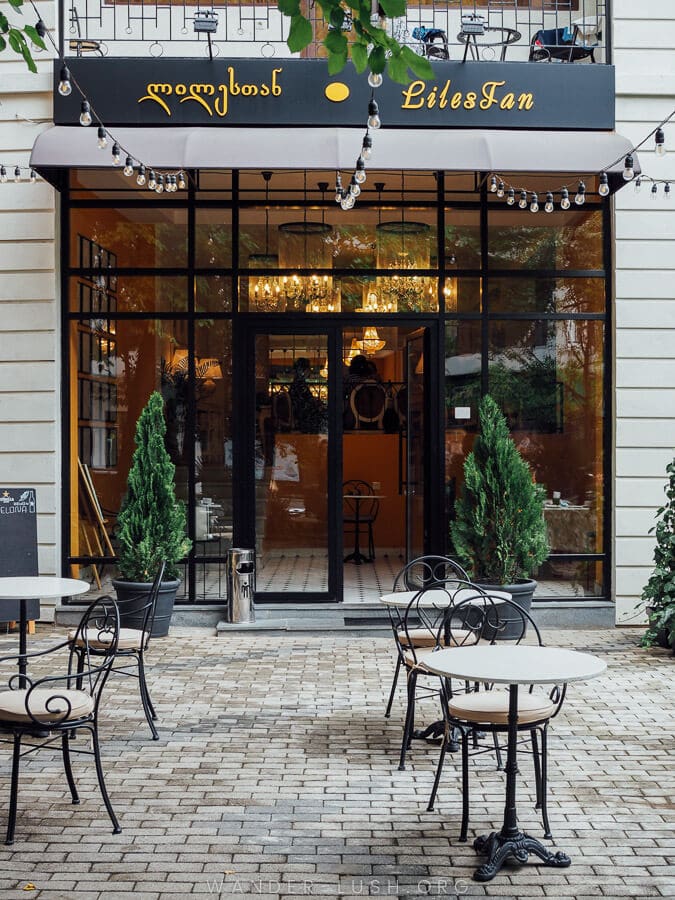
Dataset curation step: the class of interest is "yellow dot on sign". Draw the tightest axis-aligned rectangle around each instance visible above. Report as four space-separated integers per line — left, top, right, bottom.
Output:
325 82 350 103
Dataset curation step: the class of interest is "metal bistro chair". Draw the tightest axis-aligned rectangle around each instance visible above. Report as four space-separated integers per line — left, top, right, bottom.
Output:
384 555 470 720
529 22 600 64
0 596 121 844
69 561 166 740
396 576 489 771
428 595 568 842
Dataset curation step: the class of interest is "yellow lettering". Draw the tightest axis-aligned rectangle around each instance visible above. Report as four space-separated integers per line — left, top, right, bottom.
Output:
401 80 426 110
438 80 450 110
427 86 437 109
517 92 534 110
138 83 173 116
271 68 283 96
228 67 240 96
464 92 477 110
215 85 228 117
260 83 270 97
499 92 516 110
179 84 215 116
450 92 462 110
480 80 506 110
175 84 187 96
241 84 258 97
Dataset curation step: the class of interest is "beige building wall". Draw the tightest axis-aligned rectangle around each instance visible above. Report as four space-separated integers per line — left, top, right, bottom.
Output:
0 36 58 602
613 0 675 624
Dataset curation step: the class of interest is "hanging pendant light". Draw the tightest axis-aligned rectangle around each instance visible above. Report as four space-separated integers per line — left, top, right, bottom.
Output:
249 171 284 311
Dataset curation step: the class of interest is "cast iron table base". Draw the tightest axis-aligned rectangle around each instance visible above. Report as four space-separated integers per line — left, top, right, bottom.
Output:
473 831 570 882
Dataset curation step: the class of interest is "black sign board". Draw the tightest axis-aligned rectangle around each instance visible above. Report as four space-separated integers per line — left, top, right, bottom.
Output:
53 58 615 131
0 488 40 621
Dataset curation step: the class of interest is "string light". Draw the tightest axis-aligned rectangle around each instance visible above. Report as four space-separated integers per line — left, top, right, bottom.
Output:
518 189 527 209
0 167 6 184
497 180 505 198
97 125 107 149
623 154 635 180
13 167 21 183
79 100 92 127
655 128 666 157
665 182 671 199
367 99 381 129
58 66 72 97
544 192 554 213
506 187 515 206
529 192 539 213
489 175 497 192
123 156 134 177
136 164 146 186
355 158 367 184
561 187 571 210
598 172 610 196
651 183 658 199
367 72 383 88
575 181 586 205
361 134 373 160
111 142 121 165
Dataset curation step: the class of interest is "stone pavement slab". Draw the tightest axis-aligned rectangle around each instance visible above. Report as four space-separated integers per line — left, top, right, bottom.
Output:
0 627 672 898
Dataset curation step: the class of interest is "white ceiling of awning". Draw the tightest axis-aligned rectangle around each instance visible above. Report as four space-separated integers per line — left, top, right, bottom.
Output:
31 126 636 176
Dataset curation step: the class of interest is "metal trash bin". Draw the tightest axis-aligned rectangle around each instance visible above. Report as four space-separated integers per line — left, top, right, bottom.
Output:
227 548 256 623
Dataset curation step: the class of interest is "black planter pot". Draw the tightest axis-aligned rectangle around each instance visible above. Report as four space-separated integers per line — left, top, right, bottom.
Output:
474 578 537 641
112 578 181 638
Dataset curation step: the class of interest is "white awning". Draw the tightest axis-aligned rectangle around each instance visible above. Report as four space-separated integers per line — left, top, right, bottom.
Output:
31 126 637 179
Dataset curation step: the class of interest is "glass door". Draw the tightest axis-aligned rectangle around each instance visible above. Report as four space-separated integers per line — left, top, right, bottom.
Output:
406 328 428 562
246 328 340 601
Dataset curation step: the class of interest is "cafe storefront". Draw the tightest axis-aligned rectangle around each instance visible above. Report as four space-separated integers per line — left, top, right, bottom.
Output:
31 55 635 607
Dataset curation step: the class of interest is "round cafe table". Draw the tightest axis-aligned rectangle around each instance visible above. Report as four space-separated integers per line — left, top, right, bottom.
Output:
0 577 90 685
422 644 606 882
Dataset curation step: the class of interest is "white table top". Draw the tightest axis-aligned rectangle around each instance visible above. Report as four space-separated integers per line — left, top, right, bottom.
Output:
420 644 607 685
379 588 511 609
0 576 90 600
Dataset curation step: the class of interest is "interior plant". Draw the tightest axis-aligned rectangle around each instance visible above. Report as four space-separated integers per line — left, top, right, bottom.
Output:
451 394 549 633
113 391 191 636
639 457 675 652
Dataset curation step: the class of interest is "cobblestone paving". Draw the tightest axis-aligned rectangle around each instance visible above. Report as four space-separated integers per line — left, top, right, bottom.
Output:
0 627 672 899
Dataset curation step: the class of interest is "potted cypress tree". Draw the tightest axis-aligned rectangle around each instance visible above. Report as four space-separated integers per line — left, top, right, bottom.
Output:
639 457 675 652
451 394 549 636
113 391 191 637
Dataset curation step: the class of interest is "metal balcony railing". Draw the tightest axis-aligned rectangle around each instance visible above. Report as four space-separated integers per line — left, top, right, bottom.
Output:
60 1 609 64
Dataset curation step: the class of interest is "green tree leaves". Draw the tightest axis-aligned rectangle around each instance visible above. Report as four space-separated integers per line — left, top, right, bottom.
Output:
277 0 434 84
0 0 45 73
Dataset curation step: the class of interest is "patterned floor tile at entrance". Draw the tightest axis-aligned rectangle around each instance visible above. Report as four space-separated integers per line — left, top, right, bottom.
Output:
0 627 671 898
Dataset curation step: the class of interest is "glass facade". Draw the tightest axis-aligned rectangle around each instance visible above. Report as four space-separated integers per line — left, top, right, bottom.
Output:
64 168 609 602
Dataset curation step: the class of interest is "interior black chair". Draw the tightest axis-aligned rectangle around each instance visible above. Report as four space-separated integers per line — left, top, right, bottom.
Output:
343 479 380 561
69 561 166 740
0 596 121 845
428 594 567 842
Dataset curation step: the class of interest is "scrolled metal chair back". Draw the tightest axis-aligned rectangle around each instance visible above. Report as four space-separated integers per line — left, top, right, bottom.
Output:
448 594 543 647
400 578 484 666
393 555 469 592
113 561 166 650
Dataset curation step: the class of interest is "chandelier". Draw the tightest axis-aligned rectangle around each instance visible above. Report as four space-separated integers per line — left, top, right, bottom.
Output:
278 179 340 313
357 326 386 355
249 171 284 311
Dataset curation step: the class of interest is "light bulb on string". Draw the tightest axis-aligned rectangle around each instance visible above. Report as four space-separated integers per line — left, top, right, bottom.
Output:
655 127 666 157
367 99 381 129
598 172 610 197
29 169 36 184
58 66 72 97
349 176 361 198
489 175 497 193
497 181 505 198
529 192 539 213
13 167 21 183
560 187 571 210
623 154 634 180
368 71 383 88
178 172 187 191
123 156 134 177
575 181 586 205
518 189 527 209
334 174 342 204
665 182 671 200
136 165 146 186
341 193 355 210
156 174 165 194
355 158 367 184
544 192 554 213
79 101 92 126
148 170 157 190
97 125 107 149
506 188 515 206
634 177 642 192
362 134 373 160
0 166 6 183
651 182 658 199
111 142 121 165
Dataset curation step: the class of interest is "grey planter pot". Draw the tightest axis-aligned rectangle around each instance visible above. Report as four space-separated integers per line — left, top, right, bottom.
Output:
474 578 537 641
112 578 181 638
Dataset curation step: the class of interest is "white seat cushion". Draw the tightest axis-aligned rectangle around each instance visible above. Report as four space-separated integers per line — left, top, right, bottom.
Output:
448 690 556 725
68 627 147 651
398 627 478 649
0 688 94 724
